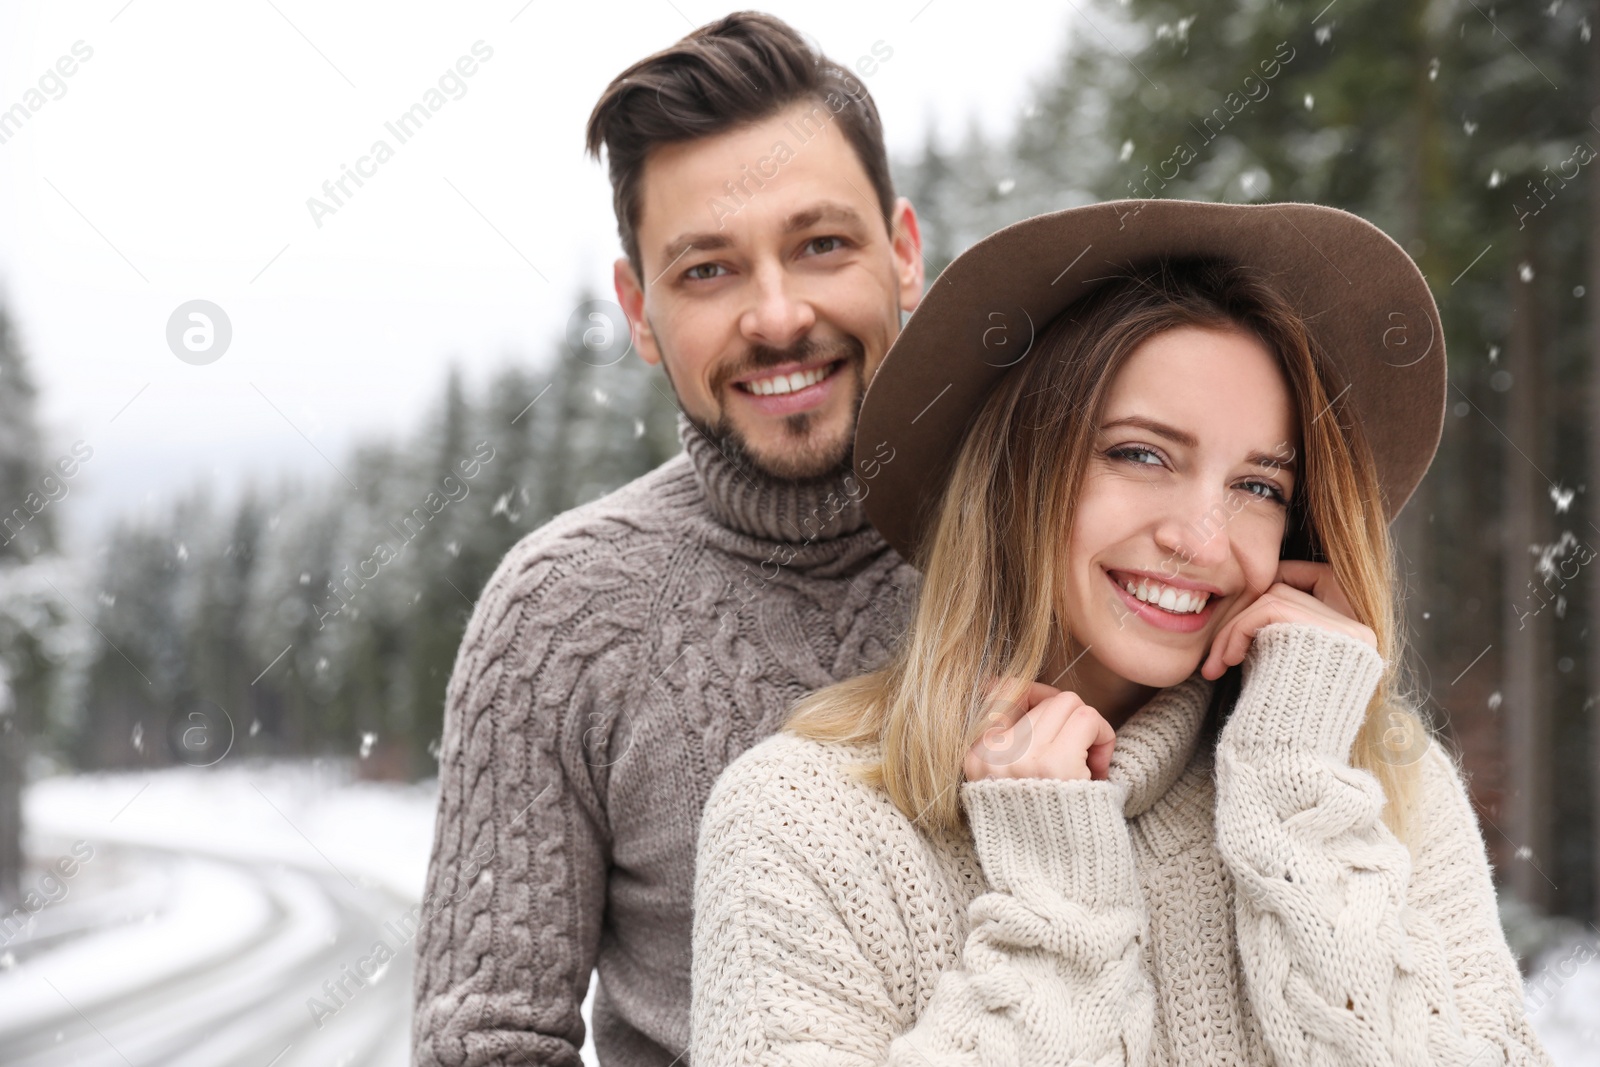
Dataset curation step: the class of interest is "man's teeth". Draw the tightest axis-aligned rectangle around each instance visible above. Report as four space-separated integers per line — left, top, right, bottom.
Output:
1120 576 1210 614
740 362 833 396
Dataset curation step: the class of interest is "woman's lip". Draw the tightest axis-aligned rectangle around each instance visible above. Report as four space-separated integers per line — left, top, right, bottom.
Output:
731 359 844 415
1106 567 1223 596
1105 568 1215 633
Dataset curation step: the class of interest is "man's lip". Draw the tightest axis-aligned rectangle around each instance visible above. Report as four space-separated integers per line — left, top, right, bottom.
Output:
1105 567 1225 596
731 357 843 387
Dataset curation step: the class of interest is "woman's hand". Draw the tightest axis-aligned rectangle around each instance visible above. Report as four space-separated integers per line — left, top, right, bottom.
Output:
964 679 1116 783
1199 558 1376 681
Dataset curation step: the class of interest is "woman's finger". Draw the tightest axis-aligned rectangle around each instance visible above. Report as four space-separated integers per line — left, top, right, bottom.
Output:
1277 559 1358 620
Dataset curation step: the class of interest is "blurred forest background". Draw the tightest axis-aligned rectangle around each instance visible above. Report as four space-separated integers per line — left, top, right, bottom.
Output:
3 0 1598 949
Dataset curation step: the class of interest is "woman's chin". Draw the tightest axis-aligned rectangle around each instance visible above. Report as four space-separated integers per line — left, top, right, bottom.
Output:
1097 644 1205 691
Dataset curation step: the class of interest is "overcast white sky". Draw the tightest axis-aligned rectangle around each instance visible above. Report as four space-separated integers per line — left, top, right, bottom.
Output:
0 0 1072 551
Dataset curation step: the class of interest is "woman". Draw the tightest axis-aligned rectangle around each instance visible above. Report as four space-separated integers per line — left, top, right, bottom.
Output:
689 200 1553 1066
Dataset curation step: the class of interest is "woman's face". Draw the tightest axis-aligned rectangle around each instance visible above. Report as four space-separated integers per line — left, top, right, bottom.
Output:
1062 324 1298 691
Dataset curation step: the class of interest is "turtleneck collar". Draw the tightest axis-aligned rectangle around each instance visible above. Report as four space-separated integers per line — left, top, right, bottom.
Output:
1106 671 1217 819
677 411 874 544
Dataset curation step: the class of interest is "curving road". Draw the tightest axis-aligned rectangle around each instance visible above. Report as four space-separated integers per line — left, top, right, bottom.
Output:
0 838 415 1067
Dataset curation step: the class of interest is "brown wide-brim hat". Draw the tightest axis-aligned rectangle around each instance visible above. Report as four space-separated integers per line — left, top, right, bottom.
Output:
855 198 1446 567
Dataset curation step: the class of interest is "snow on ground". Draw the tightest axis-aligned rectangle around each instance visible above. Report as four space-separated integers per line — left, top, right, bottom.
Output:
1526 934 1600 1064
23 759 439 902
4 761 603 1067
2 762 1594 1064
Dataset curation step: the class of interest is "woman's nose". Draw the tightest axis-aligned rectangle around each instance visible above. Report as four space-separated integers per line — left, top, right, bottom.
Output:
1153 494 1234 570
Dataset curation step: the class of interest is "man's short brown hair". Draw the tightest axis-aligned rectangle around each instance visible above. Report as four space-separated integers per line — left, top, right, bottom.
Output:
585 11 896 281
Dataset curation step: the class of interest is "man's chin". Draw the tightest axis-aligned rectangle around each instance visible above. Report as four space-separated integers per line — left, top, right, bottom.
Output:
696 414 855 483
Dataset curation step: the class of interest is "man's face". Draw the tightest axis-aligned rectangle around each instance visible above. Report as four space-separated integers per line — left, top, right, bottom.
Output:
614 99 923 481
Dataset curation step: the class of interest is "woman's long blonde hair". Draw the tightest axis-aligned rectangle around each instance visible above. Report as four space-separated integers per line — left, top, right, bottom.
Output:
787 258 1431 850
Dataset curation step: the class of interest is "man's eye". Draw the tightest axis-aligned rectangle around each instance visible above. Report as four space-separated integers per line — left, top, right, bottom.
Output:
806 236 842 255
685 263 726 281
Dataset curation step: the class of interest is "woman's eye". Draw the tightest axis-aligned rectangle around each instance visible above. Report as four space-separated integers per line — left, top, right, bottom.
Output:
1107 445 1163 466
1240 480 1289 505
685 262 726 281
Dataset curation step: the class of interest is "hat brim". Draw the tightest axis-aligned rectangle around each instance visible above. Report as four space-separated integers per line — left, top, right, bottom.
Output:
854 199 1446 567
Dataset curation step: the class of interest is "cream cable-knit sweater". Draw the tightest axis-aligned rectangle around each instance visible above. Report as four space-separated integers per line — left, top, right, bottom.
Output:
691 622 1554 1066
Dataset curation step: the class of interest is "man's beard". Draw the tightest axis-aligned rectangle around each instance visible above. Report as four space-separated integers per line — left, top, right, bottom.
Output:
669 333 868 484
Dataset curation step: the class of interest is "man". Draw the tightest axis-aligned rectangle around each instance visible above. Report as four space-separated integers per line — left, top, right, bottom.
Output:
412 11 924 1066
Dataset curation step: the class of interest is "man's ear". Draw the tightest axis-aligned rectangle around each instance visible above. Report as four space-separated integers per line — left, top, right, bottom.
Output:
889 197 925 315
614 256 662 366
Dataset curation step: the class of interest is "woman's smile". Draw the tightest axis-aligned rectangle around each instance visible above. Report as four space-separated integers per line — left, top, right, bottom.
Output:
1103 566 1218 633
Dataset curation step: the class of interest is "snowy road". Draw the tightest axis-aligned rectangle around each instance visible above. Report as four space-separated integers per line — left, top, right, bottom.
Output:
1 763 443 1067
0 839 414 1067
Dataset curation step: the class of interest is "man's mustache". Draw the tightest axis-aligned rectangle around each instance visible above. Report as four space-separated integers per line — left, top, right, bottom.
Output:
712 336 865 394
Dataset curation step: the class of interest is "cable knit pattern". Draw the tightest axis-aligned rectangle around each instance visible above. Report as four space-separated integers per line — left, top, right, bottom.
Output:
1215 623 1550 1066
690 623 1554 1066
412 413 919 1067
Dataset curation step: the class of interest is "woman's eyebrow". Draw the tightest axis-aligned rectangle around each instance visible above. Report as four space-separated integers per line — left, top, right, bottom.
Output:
1099 414 1298 474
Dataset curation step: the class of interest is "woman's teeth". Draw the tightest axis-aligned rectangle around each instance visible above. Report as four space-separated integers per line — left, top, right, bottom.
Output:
1120 575 1210 614
738 361 836 396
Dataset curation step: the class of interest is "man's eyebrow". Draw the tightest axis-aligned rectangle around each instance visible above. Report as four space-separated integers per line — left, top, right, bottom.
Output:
782 203 868 233
660 231 732 262
1099 414 1298 474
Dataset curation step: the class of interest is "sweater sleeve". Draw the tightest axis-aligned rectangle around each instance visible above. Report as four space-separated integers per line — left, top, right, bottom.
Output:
690 745 1153 1066
413 539 637 1067
1214 621 1554 1067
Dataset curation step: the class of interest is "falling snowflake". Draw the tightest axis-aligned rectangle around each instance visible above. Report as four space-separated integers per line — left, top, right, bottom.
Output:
1515 845 1533 860
1155 15 1197 43
299 572 311 586
1518 262 1535 282
360 731 377 759
633 418 646 438
1119 139 1135 162
97 591 116 607
1488 344 1501 363
1488 169 1504 188
997 178 1016 195
1428 58 1440 81
1463 118 1478 135
592 387 609 404
1303 93 1315 110
1315 25 1332 44
250 718 262 737
1550 484 1575 513
175 542 189 562
1488 691 1503 711
1532 531 1581 580
131 722 144 753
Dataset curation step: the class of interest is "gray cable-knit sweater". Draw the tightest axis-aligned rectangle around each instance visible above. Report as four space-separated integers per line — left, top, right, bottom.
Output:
412 413 918 1066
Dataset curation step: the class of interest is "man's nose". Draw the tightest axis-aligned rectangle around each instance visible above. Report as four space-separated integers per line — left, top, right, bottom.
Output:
740 262 815 350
